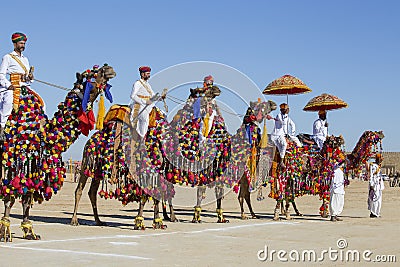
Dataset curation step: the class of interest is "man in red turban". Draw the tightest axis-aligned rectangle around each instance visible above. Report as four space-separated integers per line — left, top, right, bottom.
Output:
0 32 35 139
130 66 154 138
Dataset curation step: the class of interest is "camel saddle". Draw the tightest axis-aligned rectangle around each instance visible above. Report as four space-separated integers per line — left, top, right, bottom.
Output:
104 104 131 126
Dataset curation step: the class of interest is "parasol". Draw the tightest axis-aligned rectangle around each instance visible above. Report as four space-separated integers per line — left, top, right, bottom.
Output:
303 93 348 135
263 74 312 104
303 93 348 111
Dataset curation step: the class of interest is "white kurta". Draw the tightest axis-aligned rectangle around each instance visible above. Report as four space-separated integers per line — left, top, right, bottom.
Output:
368 163 384 217
312 118 328 150
329 167 345 216
271 113 302 158
130 79 155 138
0 51 32 127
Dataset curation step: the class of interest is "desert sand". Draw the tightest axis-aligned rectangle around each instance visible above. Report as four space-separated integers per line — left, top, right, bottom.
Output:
0 176 399 267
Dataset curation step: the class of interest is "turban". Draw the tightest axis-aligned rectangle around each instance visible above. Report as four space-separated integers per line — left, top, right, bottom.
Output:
318 110 326 115
139 66 151 73
204 75 214 82
12 32 27 43
279 103 288 109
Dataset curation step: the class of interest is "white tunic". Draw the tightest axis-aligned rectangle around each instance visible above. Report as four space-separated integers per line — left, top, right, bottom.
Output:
130 79 155 138
271 113 301 158
368 163 384 217
0 51 32 127
312 118 328 149
329 167 345 216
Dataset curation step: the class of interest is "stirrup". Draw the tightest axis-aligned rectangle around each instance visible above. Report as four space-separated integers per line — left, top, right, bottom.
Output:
134 216 145 230
0 217 12 242
20 221 40 240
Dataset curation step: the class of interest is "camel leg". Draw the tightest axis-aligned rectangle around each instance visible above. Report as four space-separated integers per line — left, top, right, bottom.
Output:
71 172 89 226
285 199 292 220
238 175 248 220
0 196 15 242
21 193 40 240
152 199 167 229
292 200 303 216
163 198 178 222
162 200 170 221
88 179 105 226
192 186 205 223
216 185 229 223
134 197 146 230
273 201 281 221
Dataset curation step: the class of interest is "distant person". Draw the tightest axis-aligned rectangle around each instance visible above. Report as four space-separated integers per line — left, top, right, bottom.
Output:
368 153 385 218
312 110 328 150
0 32 34 138
329 156 346 222
267 103 302 167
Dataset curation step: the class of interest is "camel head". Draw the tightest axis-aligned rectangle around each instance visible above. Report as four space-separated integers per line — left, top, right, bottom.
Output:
249 99 277 122
73 64 116 104
189 85 221 99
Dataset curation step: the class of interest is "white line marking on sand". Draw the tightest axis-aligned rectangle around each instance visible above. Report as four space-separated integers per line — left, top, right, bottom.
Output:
109 241 139 245
0 246 151 260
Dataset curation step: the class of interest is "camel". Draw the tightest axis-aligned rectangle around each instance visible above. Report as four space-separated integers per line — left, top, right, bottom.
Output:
71 104 177 230
0 64 116 241
158 85 233 223
232 100 277 220
269 130 384 220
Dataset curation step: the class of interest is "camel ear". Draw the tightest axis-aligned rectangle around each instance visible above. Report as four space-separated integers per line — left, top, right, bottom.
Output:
250 101 255 108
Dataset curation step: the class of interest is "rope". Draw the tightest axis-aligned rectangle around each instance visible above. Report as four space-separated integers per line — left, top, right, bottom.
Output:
34 78 71 91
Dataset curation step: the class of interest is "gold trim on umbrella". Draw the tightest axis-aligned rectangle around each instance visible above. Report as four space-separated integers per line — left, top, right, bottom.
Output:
303 93 348 111
263 74 312 95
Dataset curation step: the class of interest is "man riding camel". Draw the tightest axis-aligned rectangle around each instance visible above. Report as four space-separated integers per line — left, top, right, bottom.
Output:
130 66 155 139
267 103 302 167
312 110 328 150
0 32 36 140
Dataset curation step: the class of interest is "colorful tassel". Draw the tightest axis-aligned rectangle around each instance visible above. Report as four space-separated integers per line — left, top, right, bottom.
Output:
261 119 268 148
96 94 105 130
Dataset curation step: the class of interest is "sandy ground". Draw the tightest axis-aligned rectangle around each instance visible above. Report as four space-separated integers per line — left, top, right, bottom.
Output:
0 175 399 267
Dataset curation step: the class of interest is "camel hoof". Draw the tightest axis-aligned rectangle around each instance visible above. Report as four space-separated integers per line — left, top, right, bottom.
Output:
251 214 258 219
170 217 179 223
241 215 248 220
134 225 146 230
153 222 167 230
95 221 107 226
217 219 229 223
191 219 201 223
70 220 80 226
296 213 303 217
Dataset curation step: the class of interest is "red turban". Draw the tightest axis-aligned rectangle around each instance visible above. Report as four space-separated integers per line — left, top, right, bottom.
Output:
204 75 214 82
139 66 151 73
12 32 27 43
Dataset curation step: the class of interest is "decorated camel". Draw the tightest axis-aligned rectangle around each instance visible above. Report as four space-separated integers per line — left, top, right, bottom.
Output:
269 130 384 220
71 104 177 229
0 64 116 241
159 84 233 223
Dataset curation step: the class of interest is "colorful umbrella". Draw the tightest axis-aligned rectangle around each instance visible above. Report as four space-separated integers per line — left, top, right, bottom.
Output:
263 74 311 95
303 93 348 112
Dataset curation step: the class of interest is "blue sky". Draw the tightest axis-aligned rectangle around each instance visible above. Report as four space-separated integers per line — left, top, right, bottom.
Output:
1 0 399 159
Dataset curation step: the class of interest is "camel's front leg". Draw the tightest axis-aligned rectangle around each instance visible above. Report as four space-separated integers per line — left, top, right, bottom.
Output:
192 186 205 223
134 197 147 230
0 196 15 242
273 200 281 221
153 199 167 229
88 179 105 226
292 200 303 216
216 185 229 223
21 193 40 240
71 172 90 226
